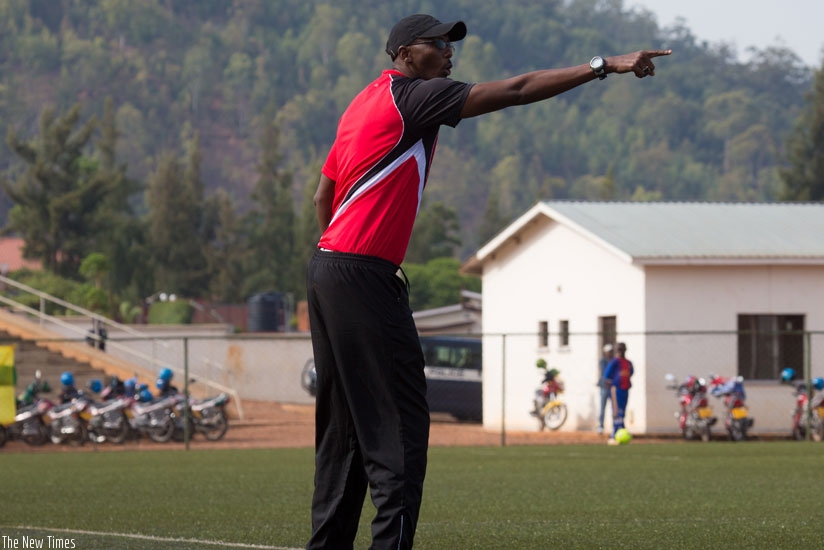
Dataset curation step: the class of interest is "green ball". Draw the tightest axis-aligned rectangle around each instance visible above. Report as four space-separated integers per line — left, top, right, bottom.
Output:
615 428 632 444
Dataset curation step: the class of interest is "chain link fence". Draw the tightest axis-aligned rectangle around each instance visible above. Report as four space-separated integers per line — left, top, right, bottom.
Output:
478 329 822 440
3 327 823 445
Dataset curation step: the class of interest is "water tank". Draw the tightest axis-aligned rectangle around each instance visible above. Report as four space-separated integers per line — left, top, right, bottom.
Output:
247 292 286 332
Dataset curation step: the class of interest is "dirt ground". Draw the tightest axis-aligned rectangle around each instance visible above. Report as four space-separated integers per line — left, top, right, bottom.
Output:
1 400 684 453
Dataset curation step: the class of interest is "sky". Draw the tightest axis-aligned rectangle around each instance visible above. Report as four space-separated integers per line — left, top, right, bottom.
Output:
628 0 824 68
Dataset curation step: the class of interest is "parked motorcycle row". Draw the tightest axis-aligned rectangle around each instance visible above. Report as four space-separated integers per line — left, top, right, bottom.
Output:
666 370 824 442
781 368 824 442
0 368 230 448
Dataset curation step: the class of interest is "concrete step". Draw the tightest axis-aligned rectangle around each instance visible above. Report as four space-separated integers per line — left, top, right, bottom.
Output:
1 330 120 398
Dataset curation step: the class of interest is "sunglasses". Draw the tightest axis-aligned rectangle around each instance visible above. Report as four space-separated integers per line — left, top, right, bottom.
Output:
408 38 454 51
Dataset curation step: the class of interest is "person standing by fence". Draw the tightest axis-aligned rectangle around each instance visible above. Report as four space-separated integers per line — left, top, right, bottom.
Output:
597 343 614 434
604 342 633 444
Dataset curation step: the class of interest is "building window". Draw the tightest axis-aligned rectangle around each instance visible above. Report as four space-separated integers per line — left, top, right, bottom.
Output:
599 316 616 350
738 314 804 380
538 321 548 348
559 320 569 347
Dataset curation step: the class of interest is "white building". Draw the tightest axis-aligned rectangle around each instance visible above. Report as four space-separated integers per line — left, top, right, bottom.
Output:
462 201 824 436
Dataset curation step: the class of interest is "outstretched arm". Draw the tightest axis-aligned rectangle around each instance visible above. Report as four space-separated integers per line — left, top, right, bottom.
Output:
460 49 672 119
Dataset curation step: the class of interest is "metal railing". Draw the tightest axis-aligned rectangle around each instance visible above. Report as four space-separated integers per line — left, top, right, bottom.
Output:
0 274 243 419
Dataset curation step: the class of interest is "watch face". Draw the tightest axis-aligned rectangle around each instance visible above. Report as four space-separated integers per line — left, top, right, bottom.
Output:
590 56 604 71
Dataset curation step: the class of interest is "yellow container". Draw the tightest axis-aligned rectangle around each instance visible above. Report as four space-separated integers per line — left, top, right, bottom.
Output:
0 345 15 425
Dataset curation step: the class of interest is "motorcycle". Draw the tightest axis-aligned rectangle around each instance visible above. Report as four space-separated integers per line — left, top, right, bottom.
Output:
78 378 133 444
530 365 568 431
172 392 231 441
665 374 716 442
127 386 180 443
2 370 54 446
4 398 54 446
301 358 317 397
45 395 90 446
709 375 753 442
781 368 824 441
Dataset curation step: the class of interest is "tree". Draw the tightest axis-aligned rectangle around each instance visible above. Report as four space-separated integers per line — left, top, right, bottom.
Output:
1 104 105 278
145 150 209 296
242 122 297 297
207 188 248 303
294 163 324 286
781 66 824 201
403 258 481 312
93 97 147 302
478 185 510 246
405 201 462 264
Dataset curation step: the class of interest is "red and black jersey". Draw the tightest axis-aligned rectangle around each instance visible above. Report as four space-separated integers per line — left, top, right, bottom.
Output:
319 69 473 265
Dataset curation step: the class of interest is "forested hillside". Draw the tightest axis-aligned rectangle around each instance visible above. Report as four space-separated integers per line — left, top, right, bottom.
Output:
0 0 817 314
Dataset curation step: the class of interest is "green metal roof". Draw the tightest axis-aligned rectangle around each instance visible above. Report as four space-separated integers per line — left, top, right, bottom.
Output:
543 202 824 261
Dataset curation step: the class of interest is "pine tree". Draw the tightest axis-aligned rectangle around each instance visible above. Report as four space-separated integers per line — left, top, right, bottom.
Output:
208 189 249 303
243 122 297 297
1 104 104 277
92 97 147 304
145 149 209 297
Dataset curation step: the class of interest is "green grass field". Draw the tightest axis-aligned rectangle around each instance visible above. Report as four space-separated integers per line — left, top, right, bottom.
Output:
0 442 821 549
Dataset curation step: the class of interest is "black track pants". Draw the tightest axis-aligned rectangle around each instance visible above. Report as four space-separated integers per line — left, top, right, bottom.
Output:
305 250 429 550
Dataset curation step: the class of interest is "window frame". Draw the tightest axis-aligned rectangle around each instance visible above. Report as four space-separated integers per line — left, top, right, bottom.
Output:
737 314 804 380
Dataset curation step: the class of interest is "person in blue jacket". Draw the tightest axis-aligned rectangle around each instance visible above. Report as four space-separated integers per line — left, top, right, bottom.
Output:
597 343 614 434
603 342 633 444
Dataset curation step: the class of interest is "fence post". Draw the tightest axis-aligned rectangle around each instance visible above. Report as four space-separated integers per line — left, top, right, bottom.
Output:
804 331 812 442
501 333 506 447
184 336 191 451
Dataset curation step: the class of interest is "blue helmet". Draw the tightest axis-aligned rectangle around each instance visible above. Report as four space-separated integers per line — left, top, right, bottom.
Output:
60 371 75 386
88 378 103 393
138 388 153 402
814 377 824 391
159 368 174 382
780 368 796 383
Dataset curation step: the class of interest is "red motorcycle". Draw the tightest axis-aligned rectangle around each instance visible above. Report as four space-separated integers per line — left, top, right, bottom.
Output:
781 368 824 441
709 375 753 442
665 374 716 442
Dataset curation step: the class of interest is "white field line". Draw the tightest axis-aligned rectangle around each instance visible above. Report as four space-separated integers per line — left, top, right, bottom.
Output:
0 525 303 550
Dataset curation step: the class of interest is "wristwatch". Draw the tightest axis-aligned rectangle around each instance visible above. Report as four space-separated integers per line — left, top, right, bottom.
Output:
589 56 607 80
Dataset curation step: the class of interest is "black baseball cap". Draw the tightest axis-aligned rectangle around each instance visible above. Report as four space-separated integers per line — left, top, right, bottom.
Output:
385 14 467 59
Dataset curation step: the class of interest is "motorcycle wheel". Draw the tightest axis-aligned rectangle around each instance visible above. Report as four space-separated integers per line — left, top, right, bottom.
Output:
792 424 805 441
148 417 175 443
201 410 228 441
66 422 88 447
811 416 823 442
172 414 195 442
532 400 546 431
106 415 131 444
700 424 712 442
543 403 568 430
728 419 746 442
24 422 50 446
682 418 698 440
